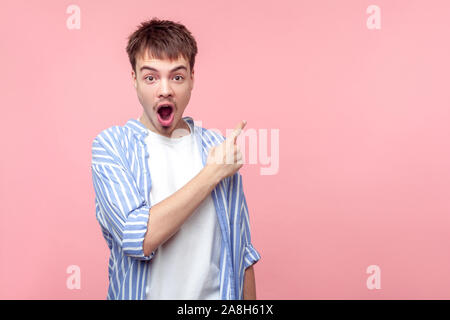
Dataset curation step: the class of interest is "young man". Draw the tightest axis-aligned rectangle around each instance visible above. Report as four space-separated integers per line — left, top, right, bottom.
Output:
91 18 261 300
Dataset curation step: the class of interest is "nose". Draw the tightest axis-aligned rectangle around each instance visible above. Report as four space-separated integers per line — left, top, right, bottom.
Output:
157 78 174 98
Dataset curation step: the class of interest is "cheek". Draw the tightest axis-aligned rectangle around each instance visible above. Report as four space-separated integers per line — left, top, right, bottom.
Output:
137 90 156 110
136 90 145 104
139 87 155 101
178 87 192 101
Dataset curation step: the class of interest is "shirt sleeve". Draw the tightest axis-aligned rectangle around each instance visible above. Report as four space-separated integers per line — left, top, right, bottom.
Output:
91 133 155 261
241 191 261 270
231 172 261 270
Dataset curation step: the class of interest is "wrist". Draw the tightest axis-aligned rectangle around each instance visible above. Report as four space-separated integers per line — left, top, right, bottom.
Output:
202 164 223 187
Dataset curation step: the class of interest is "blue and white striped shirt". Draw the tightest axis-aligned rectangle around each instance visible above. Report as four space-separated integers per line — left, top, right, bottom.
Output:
91 116 261 300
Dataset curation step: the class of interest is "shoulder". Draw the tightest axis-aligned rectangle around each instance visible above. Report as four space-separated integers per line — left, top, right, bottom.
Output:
93 125 119 146
92 124 133 157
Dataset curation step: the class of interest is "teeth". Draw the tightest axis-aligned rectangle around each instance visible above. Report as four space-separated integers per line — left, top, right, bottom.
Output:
158 105 172 111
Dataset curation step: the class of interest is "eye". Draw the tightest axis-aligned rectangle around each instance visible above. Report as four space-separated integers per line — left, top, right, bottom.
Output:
174 75 184 81
145 75 155 82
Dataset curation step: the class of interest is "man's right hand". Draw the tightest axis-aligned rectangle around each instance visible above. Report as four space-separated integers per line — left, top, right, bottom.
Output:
206 120 246 180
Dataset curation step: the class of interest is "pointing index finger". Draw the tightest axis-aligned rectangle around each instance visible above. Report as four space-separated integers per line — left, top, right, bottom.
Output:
231 120 246 144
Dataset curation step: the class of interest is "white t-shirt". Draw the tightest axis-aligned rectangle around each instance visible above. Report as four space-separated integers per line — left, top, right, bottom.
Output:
139 118 222 300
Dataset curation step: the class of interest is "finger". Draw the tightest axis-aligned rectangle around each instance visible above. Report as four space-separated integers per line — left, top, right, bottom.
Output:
234 119 247 132
229 120 247 145
236 152 243 164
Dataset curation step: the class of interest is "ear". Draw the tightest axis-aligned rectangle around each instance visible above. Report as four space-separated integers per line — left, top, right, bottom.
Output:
131 70 137 88
190 69 195 90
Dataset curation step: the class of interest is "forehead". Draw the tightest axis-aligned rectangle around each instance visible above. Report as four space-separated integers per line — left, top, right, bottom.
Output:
136 50 189 71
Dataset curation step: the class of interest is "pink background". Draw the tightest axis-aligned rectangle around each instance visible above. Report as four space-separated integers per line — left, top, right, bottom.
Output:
1 0 449 299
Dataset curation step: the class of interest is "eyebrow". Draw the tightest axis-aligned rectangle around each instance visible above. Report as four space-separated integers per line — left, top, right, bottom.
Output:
139 65 188 73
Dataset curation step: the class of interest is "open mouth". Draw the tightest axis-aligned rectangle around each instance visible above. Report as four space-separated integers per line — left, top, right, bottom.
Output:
156 104 175 126
157 105 173 120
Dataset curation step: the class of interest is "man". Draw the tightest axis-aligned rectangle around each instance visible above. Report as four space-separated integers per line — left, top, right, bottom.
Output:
91 18 261 300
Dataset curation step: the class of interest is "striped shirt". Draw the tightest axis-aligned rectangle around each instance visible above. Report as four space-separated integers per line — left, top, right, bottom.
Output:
90 116 261 300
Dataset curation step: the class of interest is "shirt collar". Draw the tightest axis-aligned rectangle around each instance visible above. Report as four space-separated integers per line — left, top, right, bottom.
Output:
124 116 196 138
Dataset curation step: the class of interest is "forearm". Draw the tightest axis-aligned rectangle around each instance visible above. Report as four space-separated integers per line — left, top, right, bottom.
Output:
243 265 256 300
143 165 222 256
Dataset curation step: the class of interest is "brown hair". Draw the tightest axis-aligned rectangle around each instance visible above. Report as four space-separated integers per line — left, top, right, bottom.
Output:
126 18 198 74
